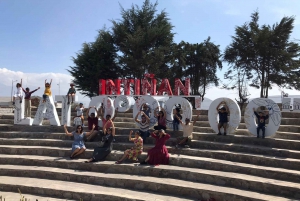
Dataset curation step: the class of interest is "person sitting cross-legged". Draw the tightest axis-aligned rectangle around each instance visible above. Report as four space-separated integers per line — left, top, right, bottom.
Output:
175 111 200 148
64 124 95 159
85 120 115 163
115 130 143 164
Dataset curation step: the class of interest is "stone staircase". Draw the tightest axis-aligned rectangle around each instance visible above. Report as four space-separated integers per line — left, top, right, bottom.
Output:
0 107 300 200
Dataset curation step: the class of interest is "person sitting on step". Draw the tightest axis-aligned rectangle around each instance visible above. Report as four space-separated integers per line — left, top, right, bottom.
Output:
253 107 269 139
85 120 115 163
66 83 76 105
175 111 200 148
140 129 170 166
135 111 150 143
216 101 230 136
99 104 118 141
75 103 85 126
42 79 52 103
12 79 23 105
64 124 95 159
85 106 100 142
154 107 167 131
115 130 143 164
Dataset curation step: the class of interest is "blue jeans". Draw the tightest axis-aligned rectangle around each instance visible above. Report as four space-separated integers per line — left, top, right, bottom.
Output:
257 126 265 137
173 121 179 131
140 130 150 143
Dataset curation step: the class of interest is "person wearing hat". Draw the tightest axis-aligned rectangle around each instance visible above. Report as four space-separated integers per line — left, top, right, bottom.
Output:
67 83 76 104
140 129 170 166
175 111 200 148
253 108 269 138
75 103 85 126
115 130 143 164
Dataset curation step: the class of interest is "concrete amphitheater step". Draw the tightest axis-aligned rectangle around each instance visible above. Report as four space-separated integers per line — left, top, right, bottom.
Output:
0 176 193 201
274 131 300 140
2 135 300 159
0 165 300 200
1 154 300 184
0 191 74 201
1 144 300 175
194 133 300 150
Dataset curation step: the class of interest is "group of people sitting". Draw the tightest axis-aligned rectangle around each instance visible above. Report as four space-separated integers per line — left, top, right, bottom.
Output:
63 103 200 166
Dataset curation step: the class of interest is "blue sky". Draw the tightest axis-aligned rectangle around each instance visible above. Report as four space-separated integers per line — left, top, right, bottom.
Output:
0 0 300 100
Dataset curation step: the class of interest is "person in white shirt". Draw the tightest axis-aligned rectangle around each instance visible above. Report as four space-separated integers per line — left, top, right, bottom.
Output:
175 111 200 148
75 103 85 126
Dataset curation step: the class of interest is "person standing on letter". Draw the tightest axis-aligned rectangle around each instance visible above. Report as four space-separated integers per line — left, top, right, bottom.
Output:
216 101 230 136
22 86 40 118
253 108 269 139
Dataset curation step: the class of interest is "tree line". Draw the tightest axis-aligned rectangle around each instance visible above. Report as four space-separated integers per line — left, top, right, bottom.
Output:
68 0 300 102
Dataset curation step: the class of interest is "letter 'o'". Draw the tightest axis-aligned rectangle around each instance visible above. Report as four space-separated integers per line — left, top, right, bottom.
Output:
114 95 134 112
244 98 281 137
164 97 192 129
208 97 241 134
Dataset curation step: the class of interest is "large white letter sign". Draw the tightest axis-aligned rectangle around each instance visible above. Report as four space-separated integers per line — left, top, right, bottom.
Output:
164 97 192 130
208 97 241 134
32 96 60 126
133 95 160 127
293 98 300 113
114 95 134 112
244 98 281 137
89 96 115 127
281 98 291 112
56 95 71 126
14 97 33 125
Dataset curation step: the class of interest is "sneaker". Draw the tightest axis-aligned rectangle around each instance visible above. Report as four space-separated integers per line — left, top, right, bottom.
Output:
12 102 15 105
223 132 227 136
67 102 70 105
217 132 221 135
19 100 22 104
184 145 190 148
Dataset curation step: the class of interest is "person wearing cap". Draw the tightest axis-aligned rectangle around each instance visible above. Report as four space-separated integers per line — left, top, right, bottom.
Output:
85 106 100 141
135 110 150 143
253 108 269 139
75 103 85 126
85 120 115 163
216 101 230 136
115 130 143 164
140 129 170 166
175 111 200 148
22 86 40 118
67 83 76 104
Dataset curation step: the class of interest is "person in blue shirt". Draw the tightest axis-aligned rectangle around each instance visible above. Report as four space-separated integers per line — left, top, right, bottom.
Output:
253 108 269 139
216 101 230 136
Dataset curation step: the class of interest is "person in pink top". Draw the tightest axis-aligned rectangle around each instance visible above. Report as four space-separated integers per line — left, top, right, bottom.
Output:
140 129 170 166
154 107 167 131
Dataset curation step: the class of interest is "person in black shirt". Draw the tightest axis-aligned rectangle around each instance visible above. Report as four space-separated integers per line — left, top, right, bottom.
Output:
173 107 182 131
216 101 230 136
253 108 269 139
